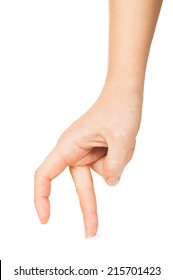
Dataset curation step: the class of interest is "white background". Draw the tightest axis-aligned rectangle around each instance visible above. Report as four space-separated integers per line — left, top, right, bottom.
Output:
0 0 173 279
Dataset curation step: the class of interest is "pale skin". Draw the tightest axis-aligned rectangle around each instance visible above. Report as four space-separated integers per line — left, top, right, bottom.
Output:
34 0 163 237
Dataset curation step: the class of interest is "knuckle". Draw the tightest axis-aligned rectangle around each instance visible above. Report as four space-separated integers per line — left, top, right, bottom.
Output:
113 130 131 144
108 130 136 152
75 184 94 195
34 168 41 180
34 167 46 183
106 126 135 145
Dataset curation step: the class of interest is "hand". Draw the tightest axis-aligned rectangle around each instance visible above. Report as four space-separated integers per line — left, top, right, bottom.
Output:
34 80 143 237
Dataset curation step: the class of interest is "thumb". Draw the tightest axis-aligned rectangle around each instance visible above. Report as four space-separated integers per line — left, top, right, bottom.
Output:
103 139 128 186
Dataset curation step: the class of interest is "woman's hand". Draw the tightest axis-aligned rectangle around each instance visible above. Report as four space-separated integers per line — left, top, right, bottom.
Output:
34 80 143 237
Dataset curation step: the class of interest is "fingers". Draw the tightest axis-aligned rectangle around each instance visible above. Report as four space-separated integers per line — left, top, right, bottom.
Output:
34 147 67 224
34 140 105 226
75 147 107 166
69 165 98 238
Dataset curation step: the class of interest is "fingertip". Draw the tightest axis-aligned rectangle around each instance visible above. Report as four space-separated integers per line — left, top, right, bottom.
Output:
84 214 98 238
85 227 98 238
35 198 50 225
40 217 49 224
85 232 97 238
106 176 120 186
37 212 50 224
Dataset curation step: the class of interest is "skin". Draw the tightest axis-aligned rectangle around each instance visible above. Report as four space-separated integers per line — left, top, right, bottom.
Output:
34 0 163 238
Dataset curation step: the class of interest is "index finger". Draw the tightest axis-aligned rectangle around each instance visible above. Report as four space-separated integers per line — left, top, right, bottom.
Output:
34 148 67 224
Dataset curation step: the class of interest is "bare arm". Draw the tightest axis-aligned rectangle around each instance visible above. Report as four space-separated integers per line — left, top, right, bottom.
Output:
107 0 163 84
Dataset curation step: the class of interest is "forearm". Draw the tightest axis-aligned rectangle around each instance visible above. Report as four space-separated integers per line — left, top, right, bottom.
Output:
106 0 163 86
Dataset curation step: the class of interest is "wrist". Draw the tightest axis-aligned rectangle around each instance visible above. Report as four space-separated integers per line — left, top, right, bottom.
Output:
105 52 148 90
104 74 144 95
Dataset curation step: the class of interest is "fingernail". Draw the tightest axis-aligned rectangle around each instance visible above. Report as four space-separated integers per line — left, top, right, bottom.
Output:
40 218 48 224
106 176 119 186
85 232 95 238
